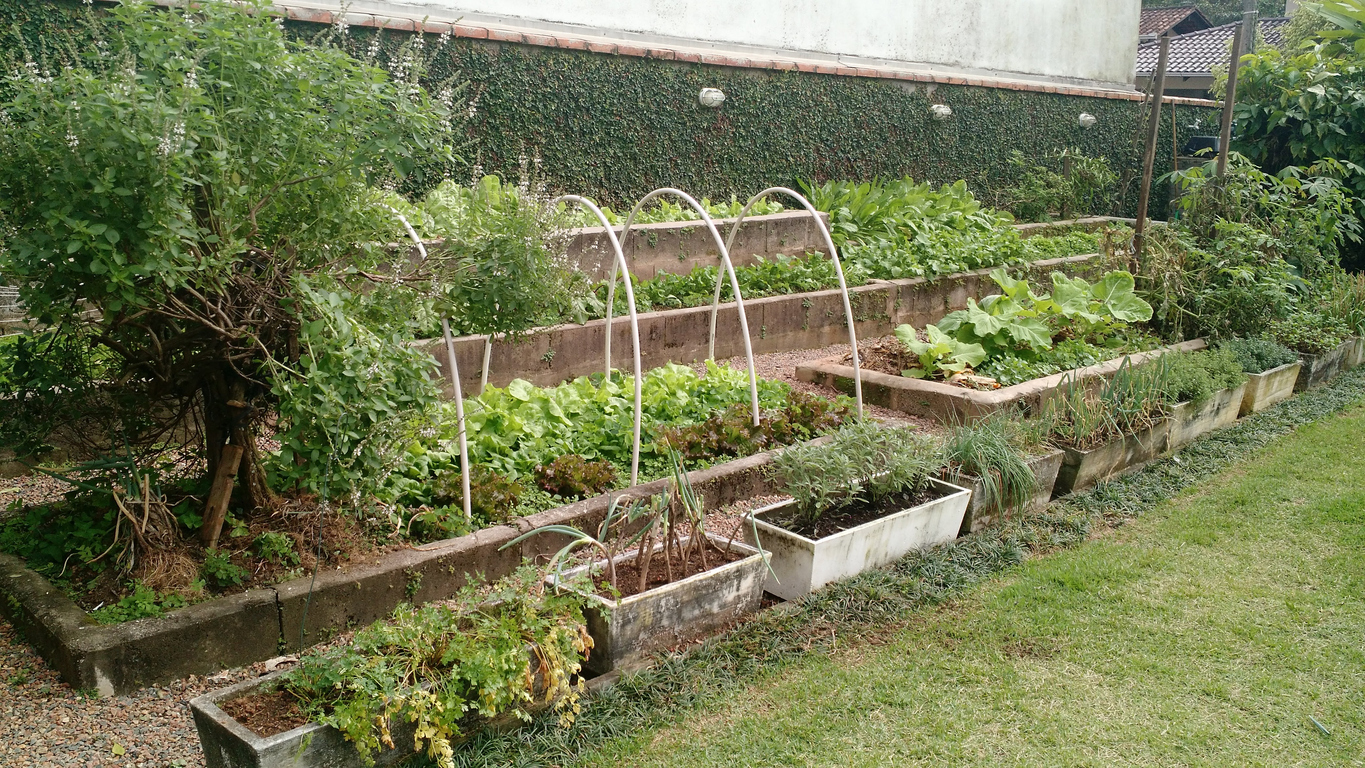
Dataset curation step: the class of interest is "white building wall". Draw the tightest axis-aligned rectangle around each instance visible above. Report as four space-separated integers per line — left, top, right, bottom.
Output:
322 0 1140 88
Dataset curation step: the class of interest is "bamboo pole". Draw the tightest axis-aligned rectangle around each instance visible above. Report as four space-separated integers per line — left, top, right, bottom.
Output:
1134 34 1170 259
1216 20 1248 177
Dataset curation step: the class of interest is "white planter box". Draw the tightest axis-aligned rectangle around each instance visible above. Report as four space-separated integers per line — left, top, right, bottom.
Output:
1239 362 1301 416
557 534 767 675
746 478 971 601
1168 383 1247 450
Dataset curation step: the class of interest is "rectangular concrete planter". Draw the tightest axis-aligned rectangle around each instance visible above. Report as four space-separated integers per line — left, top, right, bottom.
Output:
192 670 386 768
1295 338 1358 392
1239 362 1301 416
949 449 1065 535
1167 383 1247 451
1348 337 1365 369
559 534 766 676
747 478 972 601
1051 418 1171 497
796 340 1205 424
192 656 569 768
0 447 780 696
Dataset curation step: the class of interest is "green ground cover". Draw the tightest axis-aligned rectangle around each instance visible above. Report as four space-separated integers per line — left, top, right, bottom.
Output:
429 367 1365 767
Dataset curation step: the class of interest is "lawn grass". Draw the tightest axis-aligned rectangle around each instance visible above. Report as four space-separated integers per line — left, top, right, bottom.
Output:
577 407 1365 767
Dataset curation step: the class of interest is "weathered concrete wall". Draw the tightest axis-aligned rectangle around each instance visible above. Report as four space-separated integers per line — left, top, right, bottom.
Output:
0 447 778 695
563 210 830 281
336 0 1141 87
421 253 1105 398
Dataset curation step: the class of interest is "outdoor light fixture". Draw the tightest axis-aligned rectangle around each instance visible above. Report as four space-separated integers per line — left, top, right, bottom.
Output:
1078 112 1098 128
698 88 726 108
930 103 953 121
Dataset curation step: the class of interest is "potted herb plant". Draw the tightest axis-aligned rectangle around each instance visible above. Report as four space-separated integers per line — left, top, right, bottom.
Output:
939 412 1062 534
1219 338 1302 416
510 458 768 675
1269 311 1356 391
747 422 970 601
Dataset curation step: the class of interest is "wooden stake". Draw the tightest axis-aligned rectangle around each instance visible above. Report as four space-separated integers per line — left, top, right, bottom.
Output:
202 443 245 549
1217 20 1248 177
1134 34 1170 258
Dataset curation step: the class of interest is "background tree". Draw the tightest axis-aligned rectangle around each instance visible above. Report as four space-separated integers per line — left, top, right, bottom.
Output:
0 0 456 516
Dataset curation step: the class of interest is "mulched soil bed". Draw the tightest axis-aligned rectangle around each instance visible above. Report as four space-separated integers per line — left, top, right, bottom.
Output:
221 688 310 738
844 335 917 378
759 483 943 540
603 543 746 599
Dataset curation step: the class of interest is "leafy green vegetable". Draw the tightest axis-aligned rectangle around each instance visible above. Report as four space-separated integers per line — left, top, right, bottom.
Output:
894 324 987 379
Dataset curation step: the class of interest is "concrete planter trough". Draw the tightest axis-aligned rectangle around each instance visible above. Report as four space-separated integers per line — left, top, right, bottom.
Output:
191 653 571 768
1295 338 1358 391
425 253 1105 398
0 447 780 696
948 449 1065 535
795 340 1205 424
1348 337 1365 369
1167 383 1247 451
747 478 971 601
559 534 767 676
1051 418 1171 498
1239 362 1301 416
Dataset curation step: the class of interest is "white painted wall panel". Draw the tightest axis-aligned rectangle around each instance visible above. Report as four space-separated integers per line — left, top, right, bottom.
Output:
336 0 1139 87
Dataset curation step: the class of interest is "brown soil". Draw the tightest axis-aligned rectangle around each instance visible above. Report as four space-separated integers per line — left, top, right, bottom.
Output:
763 483 945 540
599 540 746 599
221 688 310 737
73 499 399 612
846 335 918 378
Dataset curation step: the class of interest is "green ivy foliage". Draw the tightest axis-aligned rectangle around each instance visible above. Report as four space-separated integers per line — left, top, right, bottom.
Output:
0 2 1222 215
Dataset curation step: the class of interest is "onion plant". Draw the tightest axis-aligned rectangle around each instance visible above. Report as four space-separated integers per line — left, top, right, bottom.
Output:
941 412 1038 515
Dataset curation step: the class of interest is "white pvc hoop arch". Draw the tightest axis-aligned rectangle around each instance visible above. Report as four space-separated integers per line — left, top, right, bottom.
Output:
713 188 864 419
384 205 473 523
554 195 644 487
607 188 762 427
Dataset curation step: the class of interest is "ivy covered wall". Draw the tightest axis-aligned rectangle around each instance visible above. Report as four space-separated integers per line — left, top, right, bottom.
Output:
4 0 1221 215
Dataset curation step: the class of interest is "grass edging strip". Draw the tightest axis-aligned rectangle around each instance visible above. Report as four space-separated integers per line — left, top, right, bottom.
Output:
431 366 1365 767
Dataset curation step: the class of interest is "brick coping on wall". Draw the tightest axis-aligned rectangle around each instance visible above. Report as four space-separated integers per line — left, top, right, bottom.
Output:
261 2 1220 109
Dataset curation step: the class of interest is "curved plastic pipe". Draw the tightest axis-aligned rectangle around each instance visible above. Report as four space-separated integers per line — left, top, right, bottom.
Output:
553 195 644 487
608 188 762 426
715 188 864 419
384 204 472 523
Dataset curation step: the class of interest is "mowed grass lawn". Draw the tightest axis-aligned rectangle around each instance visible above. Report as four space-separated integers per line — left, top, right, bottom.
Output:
581 407 1365 767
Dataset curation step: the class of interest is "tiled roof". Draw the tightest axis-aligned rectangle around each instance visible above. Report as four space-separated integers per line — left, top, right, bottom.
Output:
1139 6 1209 36
1136 17 1290 75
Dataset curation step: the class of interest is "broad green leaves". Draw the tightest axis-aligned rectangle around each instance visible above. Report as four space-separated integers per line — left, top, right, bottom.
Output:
898 269 1153 381
895 323 987 379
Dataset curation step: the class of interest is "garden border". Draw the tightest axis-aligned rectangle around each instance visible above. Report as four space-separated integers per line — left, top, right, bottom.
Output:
794 340 1208 423
424 252 1110 396
0 447 782 696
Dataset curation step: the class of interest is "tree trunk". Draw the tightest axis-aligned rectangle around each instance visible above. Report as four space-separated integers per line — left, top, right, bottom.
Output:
201 371 276 516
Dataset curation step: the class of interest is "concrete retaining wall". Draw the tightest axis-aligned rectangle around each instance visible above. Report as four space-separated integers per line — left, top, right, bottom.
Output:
563 210 831 281
423 253 1106 397
0 446 777 696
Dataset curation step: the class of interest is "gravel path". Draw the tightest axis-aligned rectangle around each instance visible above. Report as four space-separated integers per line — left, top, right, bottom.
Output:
0 618 274 768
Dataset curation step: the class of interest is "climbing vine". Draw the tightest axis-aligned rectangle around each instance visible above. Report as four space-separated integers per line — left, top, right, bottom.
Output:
0 0 1221 214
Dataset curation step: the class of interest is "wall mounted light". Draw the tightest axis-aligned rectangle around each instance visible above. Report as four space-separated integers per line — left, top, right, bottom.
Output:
1078 112 1098 128
699 88 726 108
930 103 953 121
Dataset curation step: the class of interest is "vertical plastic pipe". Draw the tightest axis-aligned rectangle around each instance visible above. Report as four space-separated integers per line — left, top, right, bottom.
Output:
715 188 864 419
384 205 472 522
553 195 643 487
608 188 761 426
480 335 492 392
